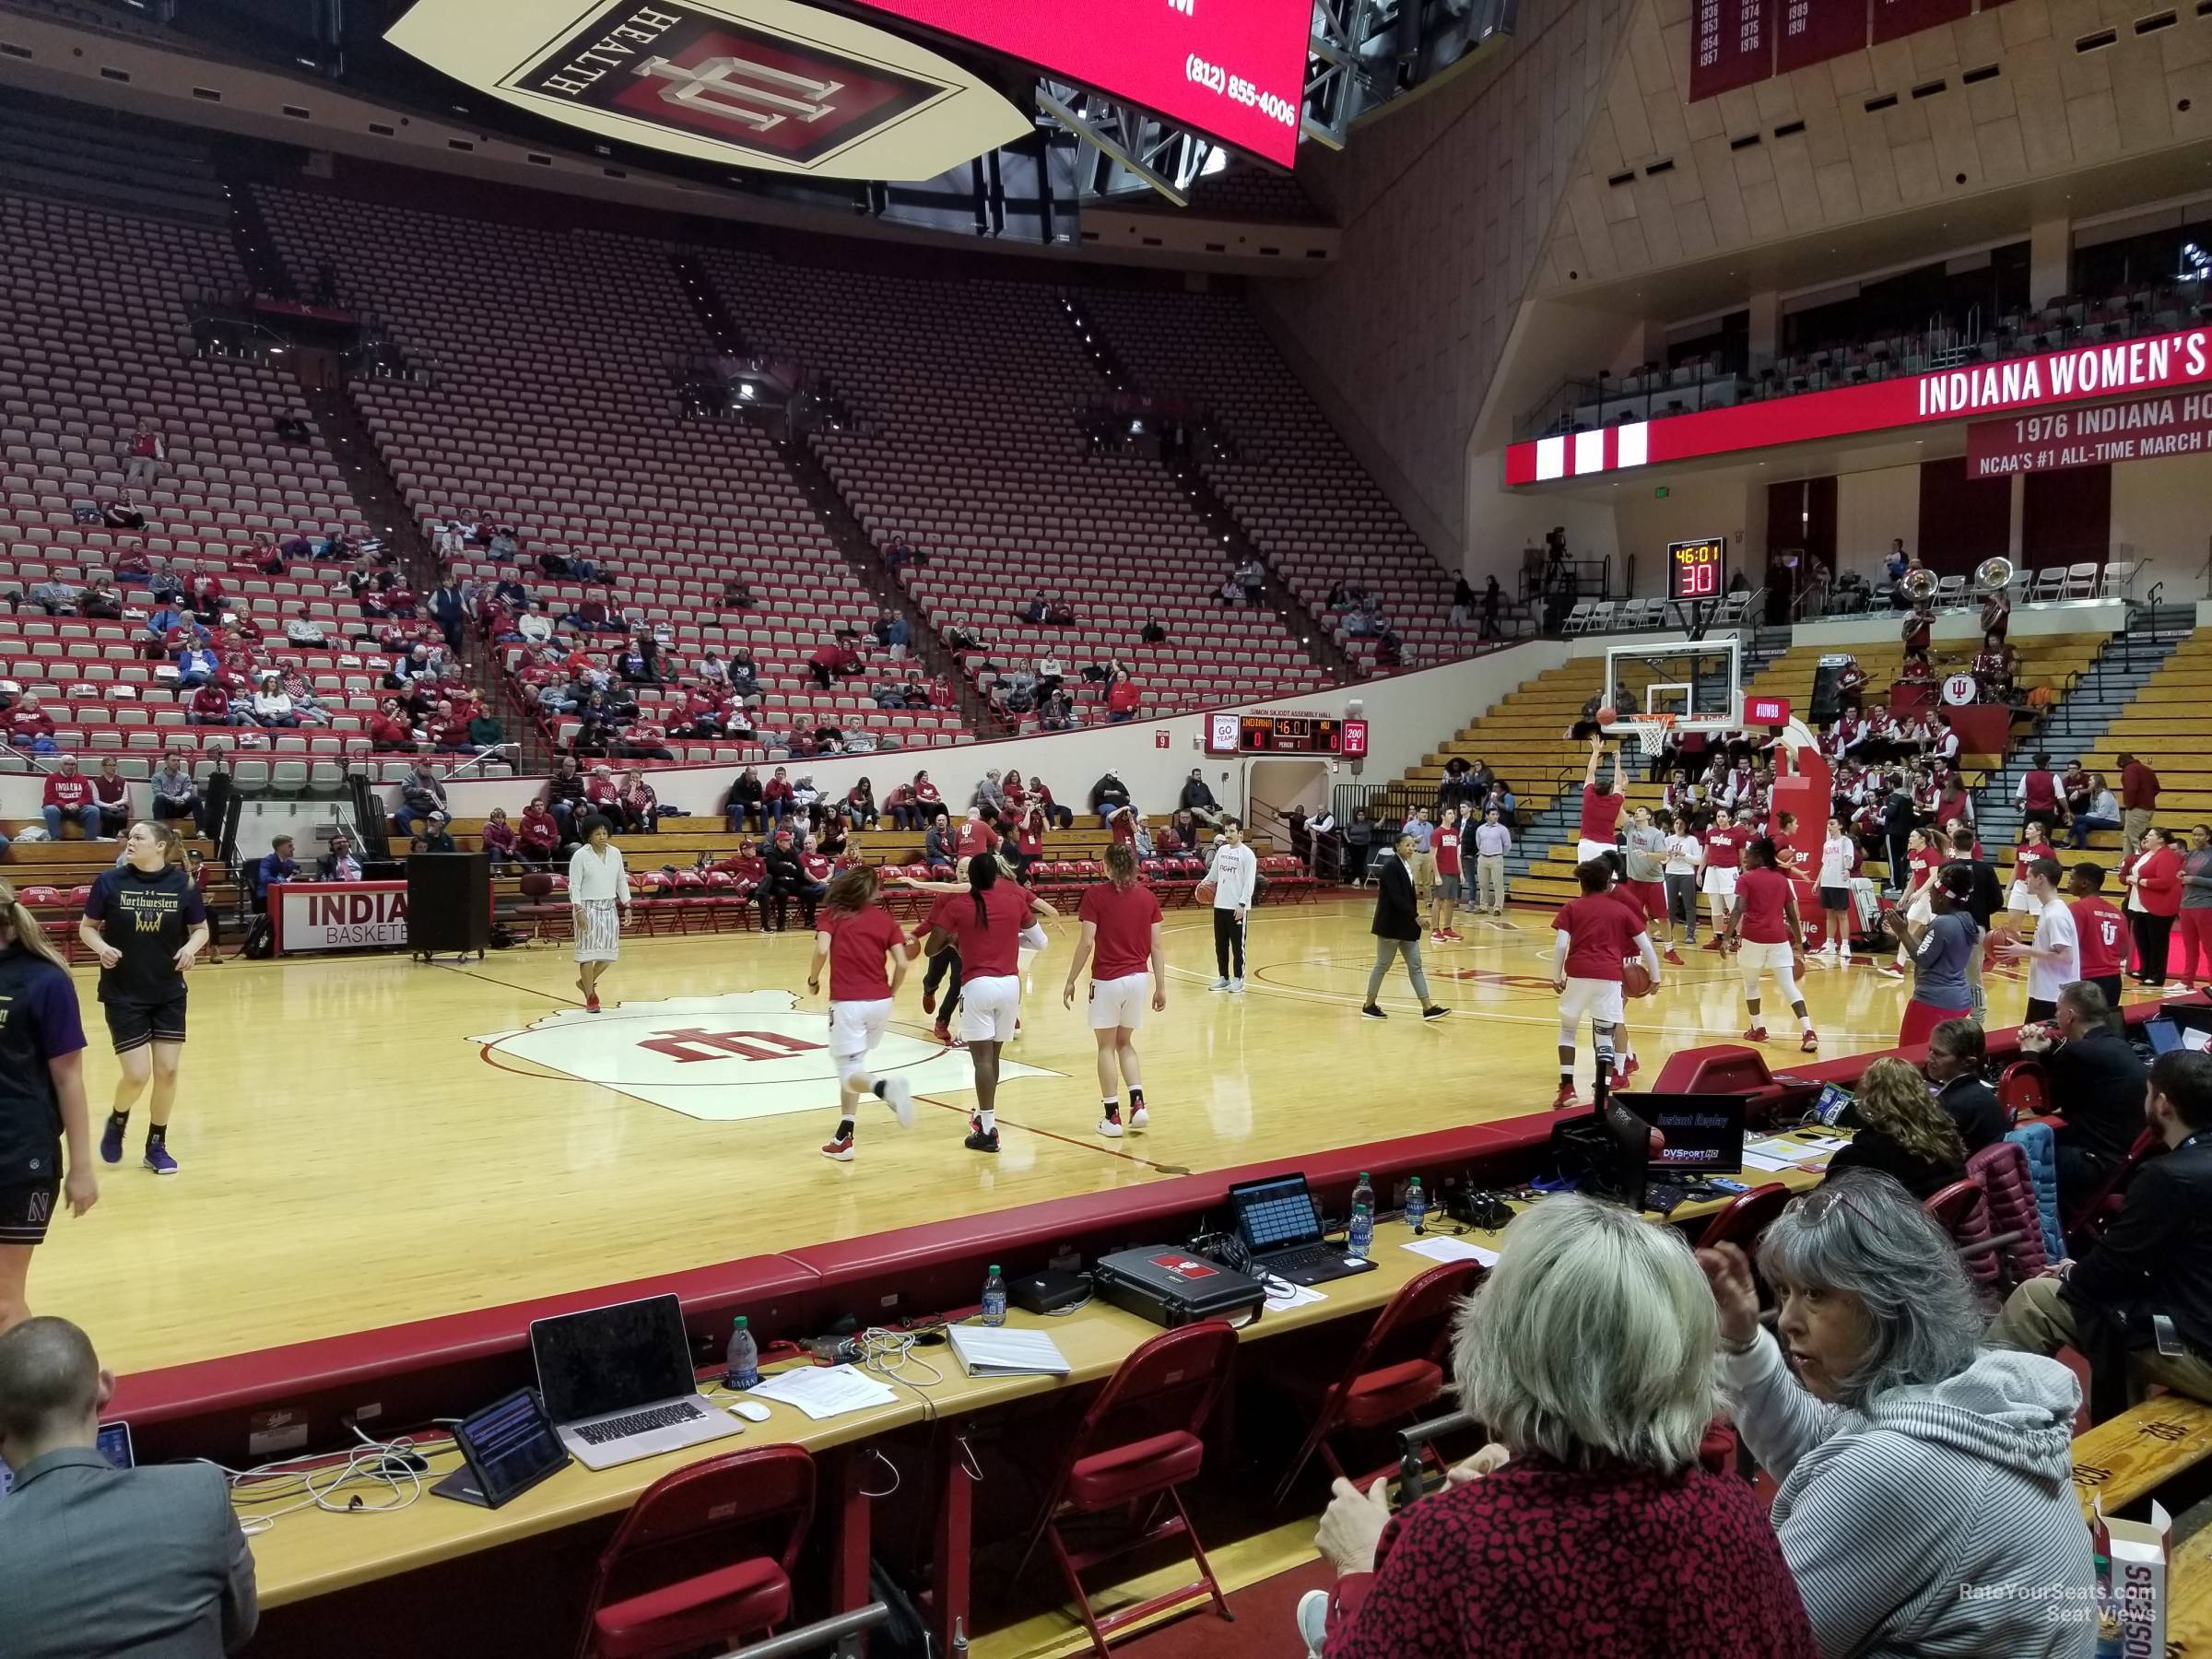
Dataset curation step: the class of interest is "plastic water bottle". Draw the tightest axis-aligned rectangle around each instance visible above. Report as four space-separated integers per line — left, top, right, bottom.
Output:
981 1264 1009 1327
1404 1176 1428 1235
724 1315 759 1390
1347 1171 1375 1260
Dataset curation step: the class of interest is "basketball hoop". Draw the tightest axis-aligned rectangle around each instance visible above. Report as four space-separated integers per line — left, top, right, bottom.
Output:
1627 712 1677 757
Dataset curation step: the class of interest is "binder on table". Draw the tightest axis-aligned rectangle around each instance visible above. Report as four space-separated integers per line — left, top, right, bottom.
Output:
947 1326 1072 1378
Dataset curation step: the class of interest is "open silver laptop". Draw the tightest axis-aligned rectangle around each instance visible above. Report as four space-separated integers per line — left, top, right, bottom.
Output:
529 1294 740 1472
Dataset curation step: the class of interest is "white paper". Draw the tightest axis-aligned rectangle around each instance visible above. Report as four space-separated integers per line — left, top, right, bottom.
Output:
1741 1150 1807 1171
1403 1236 1500 1266
947 1326 1070 1377
1748 1135 1830 1161
1264 1280 1327 1312
746 1365 900 1420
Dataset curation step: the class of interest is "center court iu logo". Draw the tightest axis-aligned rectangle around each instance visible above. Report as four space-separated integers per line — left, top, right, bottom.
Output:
509 5 946 167
470 991 1057 1124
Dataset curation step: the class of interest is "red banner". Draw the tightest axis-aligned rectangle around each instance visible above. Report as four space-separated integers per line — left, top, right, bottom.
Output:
1506 324 2212 485
1965 391 2212 478
1871 0 1969 43
1689 0 1773 100
1776 0 1867 72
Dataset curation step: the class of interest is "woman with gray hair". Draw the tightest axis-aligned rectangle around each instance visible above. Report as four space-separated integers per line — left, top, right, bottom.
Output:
1701 1169 2095 1657
1304 1195 1815 1657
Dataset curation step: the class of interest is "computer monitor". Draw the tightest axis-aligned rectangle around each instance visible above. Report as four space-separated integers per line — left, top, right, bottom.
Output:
1615 1093 1748 1177
1228 1173 1324 1253
529 1294 697 1427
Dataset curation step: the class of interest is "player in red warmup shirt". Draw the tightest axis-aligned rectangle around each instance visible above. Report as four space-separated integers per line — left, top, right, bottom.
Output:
806 866 916 1162
1574 735 1628 868
1062 843 1167 1138
2066 863 2129 1009
1700 811 1747 949
912 859 1059 1153
1731 839 1817 1052
1600 872 1652 1081
1551 860 1661 1109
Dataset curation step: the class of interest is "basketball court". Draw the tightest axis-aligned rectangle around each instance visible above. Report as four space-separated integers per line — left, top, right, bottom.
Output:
41 869 2058 1381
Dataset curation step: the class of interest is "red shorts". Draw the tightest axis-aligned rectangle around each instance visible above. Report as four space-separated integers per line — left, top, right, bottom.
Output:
1624 880 1665 922
1898 999 1969 1050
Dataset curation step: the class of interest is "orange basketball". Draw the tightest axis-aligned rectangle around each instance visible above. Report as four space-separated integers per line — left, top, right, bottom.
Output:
1595 705 1618 727
1194 878 1218 905
1623 958 1653 997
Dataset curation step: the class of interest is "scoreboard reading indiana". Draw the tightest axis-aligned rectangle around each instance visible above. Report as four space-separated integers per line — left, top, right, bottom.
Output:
1668 535 1727 601
1207 712 1369 755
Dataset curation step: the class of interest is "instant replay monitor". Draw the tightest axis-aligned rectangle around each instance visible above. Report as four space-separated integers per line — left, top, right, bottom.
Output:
1614 1092 1748 1177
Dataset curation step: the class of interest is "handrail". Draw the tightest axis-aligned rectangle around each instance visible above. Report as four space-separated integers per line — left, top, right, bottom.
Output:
727 1603 889 1658
0 738 56 777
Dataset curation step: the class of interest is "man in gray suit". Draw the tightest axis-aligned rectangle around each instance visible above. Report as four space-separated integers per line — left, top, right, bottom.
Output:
0 1317 257 1657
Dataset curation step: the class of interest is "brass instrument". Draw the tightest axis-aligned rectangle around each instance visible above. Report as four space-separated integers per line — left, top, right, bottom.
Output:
1900 567 1939 603
1974 555 2014 594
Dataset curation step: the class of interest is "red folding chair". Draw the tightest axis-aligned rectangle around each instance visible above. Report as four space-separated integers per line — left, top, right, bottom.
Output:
1923 1178 2000 1288
575 1443 815 1659
1693 1182 1794 1253
1271 1258 1479 1507
1015 1322 1239 1656
2062 1124 2160 1247
1996 1060 2051 1124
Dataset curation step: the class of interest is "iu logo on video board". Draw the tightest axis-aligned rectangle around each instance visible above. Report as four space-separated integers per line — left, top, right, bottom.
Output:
512 6 939 164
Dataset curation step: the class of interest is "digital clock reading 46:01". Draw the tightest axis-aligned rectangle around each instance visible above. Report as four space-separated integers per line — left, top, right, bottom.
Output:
1206 713 1370 754
1667 536 1727 601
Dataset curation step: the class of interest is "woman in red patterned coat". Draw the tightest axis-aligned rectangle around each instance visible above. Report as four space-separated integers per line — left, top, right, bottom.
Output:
1303 1195 1817 1659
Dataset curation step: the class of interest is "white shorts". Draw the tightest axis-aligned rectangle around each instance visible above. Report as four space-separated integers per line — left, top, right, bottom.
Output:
1575 839 1618 867
1736 939 1796 983
828 997 891 1061
1087 972 1149 1031
1559 976 1626 1028
1702 866 1739 899
1906 889 1934 927
959 973 1021 1043
2006 884 2044 915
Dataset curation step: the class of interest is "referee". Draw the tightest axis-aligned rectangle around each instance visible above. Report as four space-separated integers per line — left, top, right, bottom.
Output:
0 879 97 1332
76 822 207 1176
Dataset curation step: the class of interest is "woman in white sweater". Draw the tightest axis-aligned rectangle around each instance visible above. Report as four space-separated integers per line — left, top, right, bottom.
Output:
1700 1170 2094 1658
567 814 629 1013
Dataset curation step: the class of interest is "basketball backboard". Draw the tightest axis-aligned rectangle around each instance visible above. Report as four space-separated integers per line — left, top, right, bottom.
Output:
1597 637 1742 735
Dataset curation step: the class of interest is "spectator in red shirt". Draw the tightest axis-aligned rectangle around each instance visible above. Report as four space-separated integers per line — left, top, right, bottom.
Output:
7 693 57 747
953 808 1000 868
845 778 878 830
882 779 918 831
1005 804 1046 878
367 700 414 752
1105 676 1140 724
41 757 102 841
90 757 132 839
621 771 660 835
763 766 795 830
516 801 561 866
1309 1196 1816 1659
583 763 625 827
1029 775 1073 830
2119 750 2159 847
479 807 519 871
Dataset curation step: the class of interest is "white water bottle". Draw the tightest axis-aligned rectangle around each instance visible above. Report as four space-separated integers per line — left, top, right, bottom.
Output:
1404 1176 1427 1234
724 1315 759 1390
1347 1171 1375 1259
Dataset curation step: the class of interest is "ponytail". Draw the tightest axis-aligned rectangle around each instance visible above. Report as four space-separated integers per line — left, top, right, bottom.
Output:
0 880 69 971
969 850 997 930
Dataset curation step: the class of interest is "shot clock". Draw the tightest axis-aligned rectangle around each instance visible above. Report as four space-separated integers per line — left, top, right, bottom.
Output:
1206 712 1369 756
1667 536 1727 601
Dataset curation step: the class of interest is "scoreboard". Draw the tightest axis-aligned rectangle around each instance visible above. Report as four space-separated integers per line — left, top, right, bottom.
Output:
1667 535 1727 601
1206 712 1370 756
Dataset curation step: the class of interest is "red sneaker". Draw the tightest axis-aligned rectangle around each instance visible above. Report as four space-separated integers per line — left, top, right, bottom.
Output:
1551 1083 1580 1111
1800 1030 1820 1053
1662 948 1685 967
820 1134 855 1162
1618 1054 1641 1079
585 992 602 1014
1742 1026 1768 1042
1445 928 1464 940
921 986 937 1016
1702 937 1724 952
932 1020 953 1044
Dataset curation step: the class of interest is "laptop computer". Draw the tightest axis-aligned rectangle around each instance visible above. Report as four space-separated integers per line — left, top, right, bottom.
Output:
1227 1173 1378 1288
529 1294 741 1472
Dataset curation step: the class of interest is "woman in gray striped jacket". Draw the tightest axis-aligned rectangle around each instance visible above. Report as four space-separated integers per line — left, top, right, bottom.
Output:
1700 1170 2095 1657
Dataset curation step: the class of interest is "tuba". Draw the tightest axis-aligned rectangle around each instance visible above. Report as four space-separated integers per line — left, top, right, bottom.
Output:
1900 566 1939 603
1974 555 2014 594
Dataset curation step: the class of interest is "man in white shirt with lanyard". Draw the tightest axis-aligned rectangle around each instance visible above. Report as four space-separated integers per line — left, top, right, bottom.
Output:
1206 818 1259 994
1472 806 1512 917
1998 855 2079 1024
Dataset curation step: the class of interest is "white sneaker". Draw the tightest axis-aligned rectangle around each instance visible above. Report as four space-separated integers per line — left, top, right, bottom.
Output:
1097 1112 1124 1138
1230 978 1245 994
1211 977 1230 991
1129 1103 1149 1131
1296 1588 1330 1657
1877 966 1905 981
881 1076 914 1129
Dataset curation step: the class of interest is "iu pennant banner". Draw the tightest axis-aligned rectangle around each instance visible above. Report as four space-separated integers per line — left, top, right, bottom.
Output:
1776 0 1867 72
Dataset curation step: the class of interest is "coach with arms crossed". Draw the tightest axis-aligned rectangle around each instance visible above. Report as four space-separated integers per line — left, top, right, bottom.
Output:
0 1316 258 1655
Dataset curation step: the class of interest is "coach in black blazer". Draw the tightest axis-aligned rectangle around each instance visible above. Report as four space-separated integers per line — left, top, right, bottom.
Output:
1363 830 1447 1020
0 1318 258 1658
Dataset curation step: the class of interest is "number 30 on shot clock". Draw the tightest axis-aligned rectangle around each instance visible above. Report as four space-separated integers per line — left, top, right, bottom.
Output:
1667 535 1726 601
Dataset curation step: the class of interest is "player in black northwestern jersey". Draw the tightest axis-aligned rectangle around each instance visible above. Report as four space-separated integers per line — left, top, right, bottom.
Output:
0 878 96 1331
78 821 206 1176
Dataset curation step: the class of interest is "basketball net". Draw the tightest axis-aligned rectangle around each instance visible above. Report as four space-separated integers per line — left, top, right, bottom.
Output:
1627 712 1677 757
